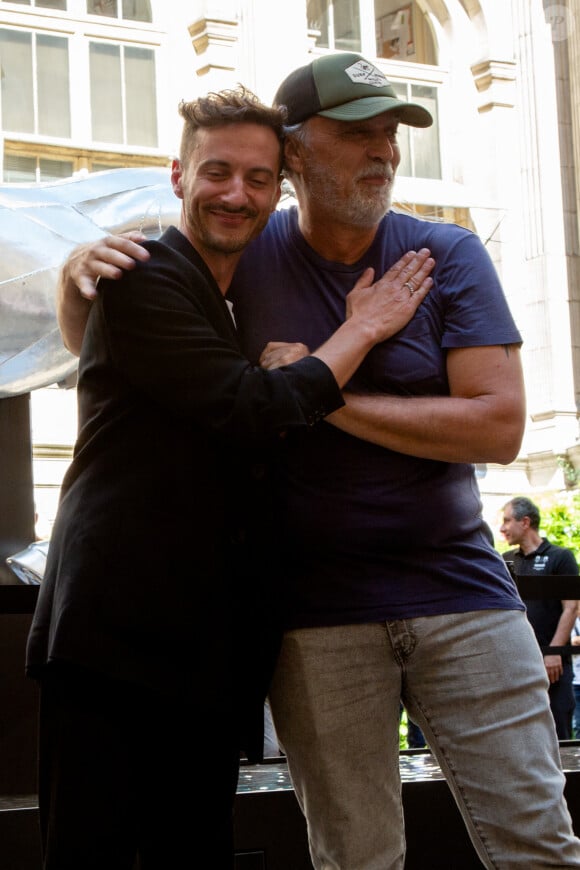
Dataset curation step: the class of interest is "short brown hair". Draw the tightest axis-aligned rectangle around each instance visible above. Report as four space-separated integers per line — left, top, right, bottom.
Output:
178 87 287 171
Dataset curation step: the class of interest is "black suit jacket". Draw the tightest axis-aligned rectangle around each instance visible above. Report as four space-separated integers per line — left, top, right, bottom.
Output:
26 226 342 756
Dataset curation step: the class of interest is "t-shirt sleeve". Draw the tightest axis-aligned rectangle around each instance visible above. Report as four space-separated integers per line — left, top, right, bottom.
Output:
552 547 580 576
437 231 522 349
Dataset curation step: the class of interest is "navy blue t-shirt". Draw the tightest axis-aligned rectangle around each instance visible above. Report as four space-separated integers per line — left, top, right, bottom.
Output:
229 207 524 627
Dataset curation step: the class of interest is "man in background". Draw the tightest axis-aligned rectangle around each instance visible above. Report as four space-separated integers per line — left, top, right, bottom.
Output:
501 496 580 739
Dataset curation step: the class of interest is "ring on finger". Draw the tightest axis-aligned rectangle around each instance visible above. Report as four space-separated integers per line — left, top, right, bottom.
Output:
403 280 416 295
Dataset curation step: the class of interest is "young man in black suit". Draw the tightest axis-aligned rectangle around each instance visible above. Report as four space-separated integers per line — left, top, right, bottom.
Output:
26 87 433 869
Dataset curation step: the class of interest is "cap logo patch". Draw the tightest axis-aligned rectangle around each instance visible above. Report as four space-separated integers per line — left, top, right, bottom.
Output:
344 60 389 88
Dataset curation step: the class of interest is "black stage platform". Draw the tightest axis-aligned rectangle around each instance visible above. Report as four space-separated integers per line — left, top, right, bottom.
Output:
4 584 580 868
4 746 580 870
234 746 580 869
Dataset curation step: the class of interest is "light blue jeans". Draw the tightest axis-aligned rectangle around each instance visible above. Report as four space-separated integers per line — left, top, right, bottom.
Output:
269 610 580 869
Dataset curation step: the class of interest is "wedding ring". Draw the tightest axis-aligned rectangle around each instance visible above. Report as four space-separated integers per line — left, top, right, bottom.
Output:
404 280 416 295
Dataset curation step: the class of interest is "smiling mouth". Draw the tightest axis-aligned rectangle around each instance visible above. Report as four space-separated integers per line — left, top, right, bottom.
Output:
360 174 391 185
208 210 257 230
210 206 256 218
212 210 245 218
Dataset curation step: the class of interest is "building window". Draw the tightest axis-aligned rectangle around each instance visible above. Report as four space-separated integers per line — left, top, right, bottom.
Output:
308 1 436 65
86 0 152 22
89 42 157 146
0 29 71 137
3 153 73 181
308 0 361 51
2 140 170 181
375 2 436 64
5 1 67 8
400 204 474 231
376 4 414 60
392 81 441 179
91 161 127 171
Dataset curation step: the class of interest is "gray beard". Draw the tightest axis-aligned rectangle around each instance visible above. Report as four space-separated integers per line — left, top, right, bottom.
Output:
305 163 393 227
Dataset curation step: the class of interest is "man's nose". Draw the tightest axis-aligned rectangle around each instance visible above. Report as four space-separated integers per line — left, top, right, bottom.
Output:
221 175 249 205
367 135 396 160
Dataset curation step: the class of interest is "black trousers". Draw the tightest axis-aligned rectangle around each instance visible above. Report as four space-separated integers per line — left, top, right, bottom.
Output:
38 665 240 869
548 661 575 740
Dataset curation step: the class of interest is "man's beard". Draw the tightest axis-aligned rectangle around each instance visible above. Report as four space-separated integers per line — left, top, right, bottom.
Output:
304 159 393 227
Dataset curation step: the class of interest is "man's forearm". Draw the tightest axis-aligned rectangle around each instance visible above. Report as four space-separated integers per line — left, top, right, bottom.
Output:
326 343 525 465
327 391 523 465
550 601 580 648
56 264 92 356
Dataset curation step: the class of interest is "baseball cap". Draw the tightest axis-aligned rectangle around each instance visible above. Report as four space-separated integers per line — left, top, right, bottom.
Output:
274 52 433 128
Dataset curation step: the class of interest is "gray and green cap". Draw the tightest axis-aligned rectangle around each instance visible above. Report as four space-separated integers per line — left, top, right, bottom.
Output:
274 51 433 128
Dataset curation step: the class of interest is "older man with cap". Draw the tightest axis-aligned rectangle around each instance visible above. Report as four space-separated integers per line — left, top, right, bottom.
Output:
57 52 580 869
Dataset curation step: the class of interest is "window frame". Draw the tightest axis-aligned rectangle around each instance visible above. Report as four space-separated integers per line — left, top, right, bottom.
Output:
0 2 166 172
0 0 153 20
86 0 152 23
88 38 158 147
388 77 442 180
0 26 72 138
0 1 68 9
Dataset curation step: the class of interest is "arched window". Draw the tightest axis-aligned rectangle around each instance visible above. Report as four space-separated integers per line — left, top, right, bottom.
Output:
374 1 436 64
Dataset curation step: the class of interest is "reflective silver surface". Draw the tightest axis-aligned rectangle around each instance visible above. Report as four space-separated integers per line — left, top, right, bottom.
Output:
5 540 49 585
237 744 580 793
0 167 178 397
3 745 580 807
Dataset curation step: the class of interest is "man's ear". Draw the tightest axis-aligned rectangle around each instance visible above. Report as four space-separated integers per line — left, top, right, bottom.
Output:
271 179 282 213
171 158 184 200
284 136 303 174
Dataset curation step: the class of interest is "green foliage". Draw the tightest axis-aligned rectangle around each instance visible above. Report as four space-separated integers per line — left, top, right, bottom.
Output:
399 708 408 749
539 493 580 560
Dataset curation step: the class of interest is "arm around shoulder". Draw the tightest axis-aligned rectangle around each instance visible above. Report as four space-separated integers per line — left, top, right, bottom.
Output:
56 257 93 356
57 232 150 355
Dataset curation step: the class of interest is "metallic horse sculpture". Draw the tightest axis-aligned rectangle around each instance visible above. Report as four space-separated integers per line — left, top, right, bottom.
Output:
0 166 178 398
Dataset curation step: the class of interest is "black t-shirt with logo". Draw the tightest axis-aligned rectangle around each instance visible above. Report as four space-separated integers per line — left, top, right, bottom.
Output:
503 539 579 654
